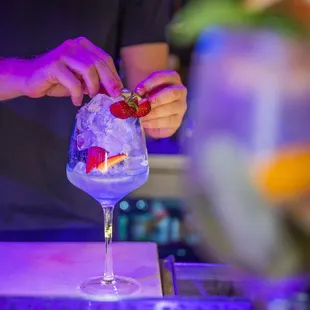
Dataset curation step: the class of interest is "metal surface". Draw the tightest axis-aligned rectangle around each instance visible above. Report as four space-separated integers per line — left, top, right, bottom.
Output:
160 258 242 298
159 256 178 296
161 258 249 302
174 262 243 297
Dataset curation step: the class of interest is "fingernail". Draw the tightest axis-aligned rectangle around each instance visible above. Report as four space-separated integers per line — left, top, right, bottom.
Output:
148 95 156 104
111 87 121 98
119 80 124 89
72 98 81 106
135 86 144 95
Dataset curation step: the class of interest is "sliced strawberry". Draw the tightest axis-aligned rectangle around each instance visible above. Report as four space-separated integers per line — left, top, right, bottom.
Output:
86 146 108 174
98 154 128 172
133 98 151 118
110 100 135 119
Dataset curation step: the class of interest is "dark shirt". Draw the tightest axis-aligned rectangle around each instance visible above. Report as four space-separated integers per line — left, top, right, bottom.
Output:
0 0 168 232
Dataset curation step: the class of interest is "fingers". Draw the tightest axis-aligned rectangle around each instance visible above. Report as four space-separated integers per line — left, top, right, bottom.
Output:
144 128 177 139
134 71 187 139
147 85 187 108
51 63 84 106
135 70 182 96
54 37 122 101
93 58 122 97
141 84 187 124
142 100 181 122
78 38 123 84
62 55 100 98
77 37 123 96
142 114 182 130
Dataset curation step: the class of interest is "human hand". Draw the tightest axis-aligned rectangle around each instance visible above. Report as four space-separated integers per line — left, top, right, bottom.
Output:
22 37 123 106
135 70 187 139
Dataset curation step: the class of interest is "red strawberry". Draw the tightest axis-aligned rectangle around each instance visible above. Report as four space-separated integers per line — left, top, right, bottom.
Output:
133 98 151 118
86 146 108 174
130 97 139 105
110 100 135 119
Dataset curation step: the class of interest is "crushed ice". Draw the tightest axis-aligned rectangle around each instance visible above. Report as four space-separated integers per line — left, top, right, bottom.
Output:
74 94 148 175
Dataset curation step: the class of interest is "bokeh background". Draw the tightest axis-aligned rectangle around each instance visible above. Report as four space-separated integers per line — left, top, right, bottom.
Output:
115 0 310 264
2 0 310 265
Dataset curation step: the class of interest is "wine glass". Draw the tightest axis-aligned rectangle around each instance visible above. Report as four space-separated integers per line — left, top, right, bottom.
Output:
185 28 310 303
66 90 149 297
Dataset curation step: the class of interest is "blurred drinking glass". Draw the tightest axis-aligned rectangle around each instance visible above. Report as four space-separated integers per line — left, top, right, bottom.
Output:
185 28 310 303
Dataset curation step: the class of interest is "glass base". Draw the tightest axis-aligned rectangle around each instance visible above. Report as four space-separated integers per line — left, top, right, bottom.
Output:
80 275 141 298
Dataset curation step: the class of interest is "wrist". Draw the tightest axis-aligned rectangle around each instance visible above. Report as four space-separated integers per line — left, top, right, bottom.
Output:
0 58 31 99
10 59 31 97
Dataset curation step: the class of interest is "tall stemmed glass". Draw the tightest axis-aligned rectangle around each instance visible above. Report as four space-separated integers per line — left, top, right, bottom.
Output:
66 90 149 297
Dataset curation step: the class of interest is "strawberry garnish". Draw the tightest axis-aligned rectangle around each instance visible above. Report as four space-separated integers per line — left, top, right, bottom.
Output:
109 89 150 119
86 146 108 174
110 100 135 119
133 98 151 118
98 153 128 172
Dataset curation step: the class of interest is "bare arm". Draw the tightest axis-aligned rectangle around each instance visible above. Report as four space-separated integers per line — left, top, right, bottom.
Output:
0 58 28 101
121 43 169 89
118 0 169 88
116 1 187 139
0 38 124 105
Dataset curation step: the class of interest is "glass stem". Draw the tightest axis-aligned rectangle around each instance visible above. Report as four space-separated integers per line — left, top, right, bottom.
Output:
102 205 115 283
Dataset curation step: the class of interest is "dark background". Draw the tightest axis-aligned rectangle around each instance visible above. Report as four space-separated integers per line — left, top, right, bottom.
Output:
0 0 201 263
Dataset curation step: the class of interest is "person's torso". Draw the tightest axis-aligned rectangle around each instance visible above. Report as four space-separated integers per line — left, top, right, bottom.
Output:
0 0 122 230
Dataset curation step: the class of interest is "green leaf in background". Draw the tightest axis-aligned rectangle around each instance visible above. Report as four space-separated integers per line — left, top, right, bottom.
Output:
168 0 309 47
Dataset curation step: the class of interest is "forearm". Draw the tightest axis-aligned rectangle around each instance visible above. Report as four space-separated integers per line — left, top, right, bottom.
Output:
121 43 169 89
0 58 28 101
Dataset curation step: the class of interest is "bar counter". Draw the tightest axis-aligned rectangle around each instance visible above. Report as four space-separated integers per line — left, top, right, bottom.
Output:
0 241 255 309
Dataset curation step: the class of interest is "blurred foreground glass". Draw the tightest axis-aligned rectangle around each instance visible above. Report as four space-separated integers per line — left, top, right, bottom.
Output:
185 28 310 302
67 94 149 297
